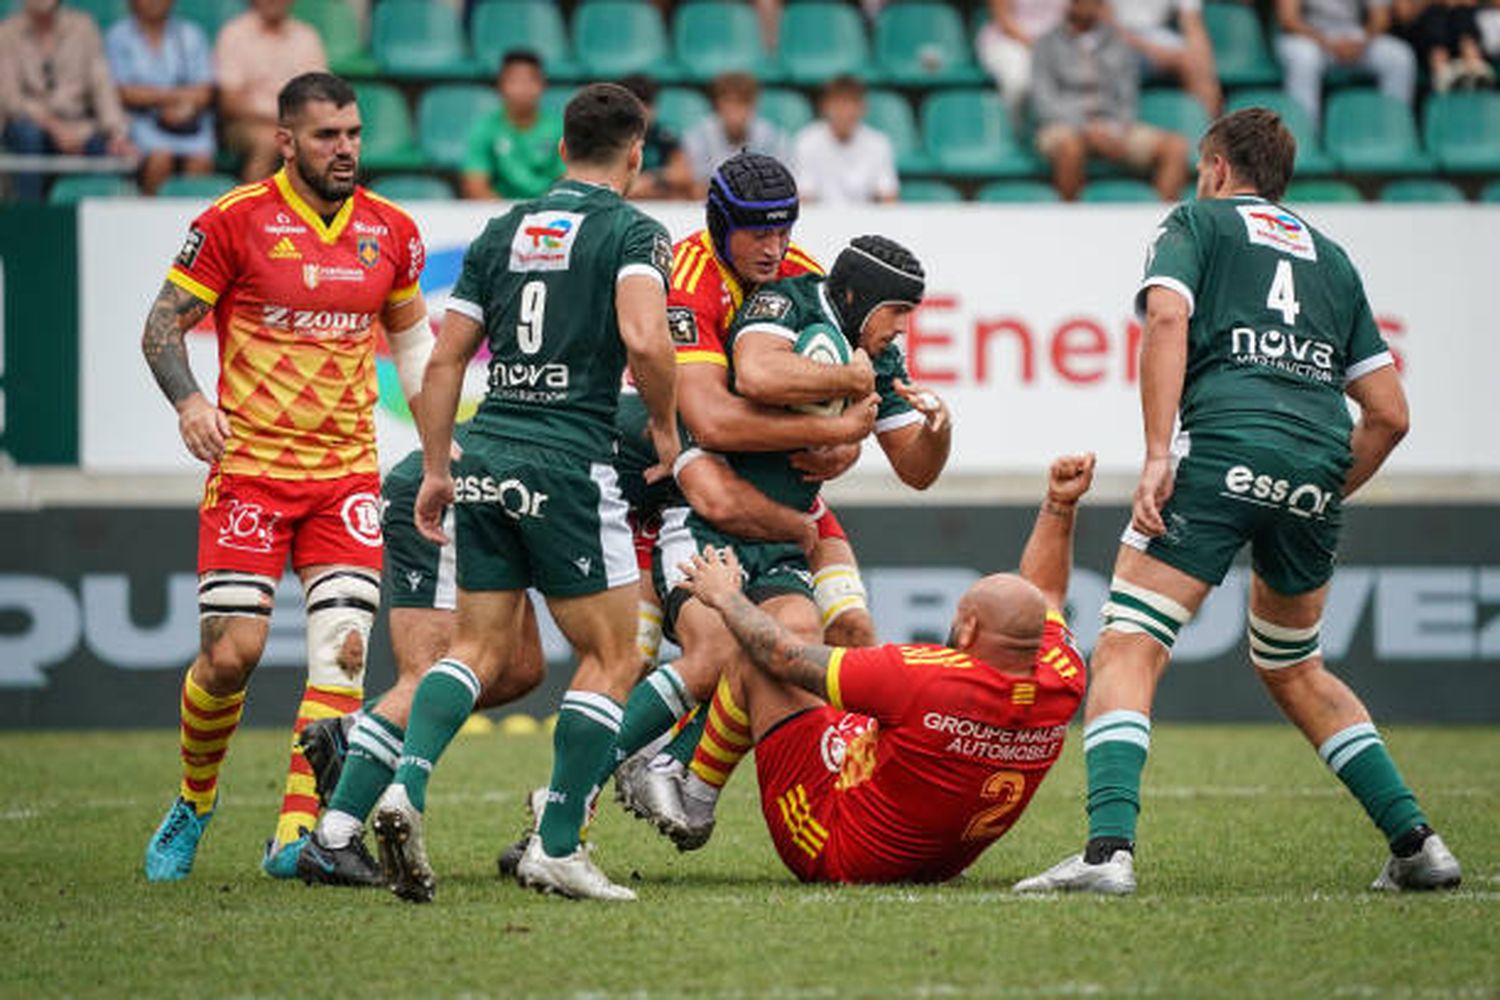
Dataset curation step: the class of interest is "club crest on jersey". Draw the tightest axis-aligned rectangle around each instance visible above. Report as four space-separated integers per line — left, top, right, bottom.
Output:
1238 205 1316 261
356 236 381 269
742 291 792 321
341 492 384 547
511 211 584 272
302 263 320 289
667 306 698 346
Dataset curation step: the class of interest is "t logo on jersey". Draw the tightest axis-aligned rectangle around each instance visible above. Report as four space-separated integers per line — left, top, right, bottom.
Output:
511 212 584 272
1238 205 1317 261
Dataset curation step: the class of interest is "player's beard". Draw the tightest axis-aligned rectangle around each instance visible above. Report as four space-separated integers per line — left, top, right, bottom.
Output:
294 148 357 204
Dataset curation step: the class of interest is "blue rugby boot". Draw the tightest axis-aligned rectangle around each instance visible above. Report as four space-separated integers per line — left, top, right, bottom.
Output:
145 796 214 882
261 829 310 879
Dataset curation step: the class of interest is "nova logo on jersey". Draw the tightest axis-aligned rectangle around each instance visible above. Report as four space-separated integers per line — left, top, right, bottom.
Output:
511 212 584 272
1239 205 1317 261
1229 326 1334 382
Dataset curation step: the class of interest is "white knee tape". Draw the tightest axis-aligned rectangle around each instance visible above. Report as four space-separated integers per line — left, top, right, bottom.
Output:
1100 577 1191 650
637 599 664 665
305 569 380 688
198 571 277 619
1247 612 1321 670
813 564 867 628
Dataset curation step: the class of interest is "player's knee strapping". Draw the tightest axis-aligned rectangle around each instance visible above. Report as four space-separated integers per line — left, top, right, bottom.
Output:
1247 612 1321 670
637 599 664 666
304 569 380 688
197 571 276 620
1100 577 1191 650
813 564 867 629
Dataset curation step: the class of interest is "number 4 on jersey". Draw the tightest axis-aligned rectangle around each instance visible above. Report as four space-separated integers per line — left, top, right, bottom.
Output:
1267 259 1301 326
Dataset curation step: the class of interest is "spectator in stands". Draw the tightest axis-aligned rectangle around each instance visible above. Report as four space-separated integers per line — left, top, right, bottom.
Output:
976 0 1069 118
1031 0 1190 201
0 0 134 202
682 72 790 188
1392 0 1496 90
215 0 326 183
1275 0 1417 126
461 49 563 201
793 75 899 204
619 74 694 201
106 0 215 195
1113 0 1223 114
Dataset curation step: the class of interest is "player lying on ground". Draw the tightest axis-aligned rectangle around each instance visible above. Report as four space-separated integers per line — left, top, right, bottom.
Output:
1014 108 1461 896
675 455 1095 884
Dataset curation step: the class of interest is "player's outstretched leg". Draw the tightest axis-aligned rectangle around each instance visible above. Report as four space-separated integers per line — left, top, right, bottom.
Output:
297 709 404 888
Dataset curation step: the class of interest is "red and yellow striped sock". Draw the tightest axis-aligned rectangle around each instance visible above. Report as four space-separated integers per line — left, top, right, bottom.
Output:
688 677 753 790
180 670 246 817
273 683 362 848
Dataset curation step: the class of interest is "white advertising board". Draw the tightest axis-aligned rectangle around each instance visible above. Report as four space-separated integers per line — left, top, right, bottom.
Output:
80 199 1499 475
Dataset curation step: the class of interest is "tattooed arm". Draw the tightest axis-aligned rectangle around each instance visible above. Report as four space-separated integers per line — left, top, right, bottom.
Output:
141 279 226 463
679 546 835 697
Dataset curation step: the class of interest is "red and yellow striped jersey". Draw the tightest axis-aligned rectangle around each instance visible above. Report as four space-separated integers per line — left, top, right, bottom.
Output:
166 169 425 480
666 229 822 368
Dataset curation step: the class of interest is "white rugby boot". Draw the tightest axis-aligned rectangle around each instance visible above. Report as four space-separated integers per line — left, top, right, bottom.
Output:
1371 832 1462 891
371 784 436 903
1013 850 1137 895
616 753 692 836
514 834 637 901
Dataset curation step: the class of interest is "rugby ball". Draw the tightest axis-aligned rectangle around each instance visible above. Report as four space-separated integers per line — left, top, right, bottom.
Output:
790 322 851 417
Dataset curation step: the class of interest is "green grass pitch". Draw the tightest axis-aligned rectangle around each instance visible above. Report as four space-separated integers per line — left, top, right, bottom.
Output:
1 725 1495 998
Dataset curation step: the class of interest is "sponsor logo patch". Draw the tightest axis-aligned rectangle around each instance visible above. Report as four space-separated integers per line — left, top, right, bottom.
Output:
1239 205 1317 261
651 231 673 278
341 492 384 547
217 499 280 554
510 212 584 272
741 291 792 321
268 236 301 260
667 306 699 346
176 227 205 268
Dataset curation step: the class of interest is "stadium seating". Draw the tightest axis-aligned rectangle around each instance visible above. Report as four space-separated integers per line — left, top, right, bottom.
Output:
1324 90 1434 174
371 174 457 201
294 0 377 77
758 88 815 134
874 2 984 85
655 87 712 136
920 90 1042 177
370 0 473 78
674 1 771 83
1081 179 1160 203
1139 90 1210 150
351 82 425 170
542 86 577 121
70 0 125 28
471 0 581 80
417 85 500 169
864 89 931 173
976 180 1061 203
1225 89 1335 174
47 175 138 203
573 1 677 80
1283 179 1364 202
1379 178 1465 203
777 2 869 84
175 0 245 40
156 173 238 199
899 179 963 202
1202 2 1280 87
1422 93 1500 174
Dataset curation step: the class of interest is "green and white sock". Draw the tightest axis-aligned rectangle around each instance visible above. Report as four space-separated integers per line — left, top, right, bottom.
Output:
538 690 623 857
1318 722 1428 846
1084 709 1152 853
615 664 695 763
319 711 404 847
390 659 480 813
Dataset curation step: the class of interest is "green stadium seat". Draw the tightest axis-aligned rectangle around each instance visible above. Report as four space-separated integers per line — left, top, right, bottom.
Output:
352 82 425 170
920 89 1042 177
900 179 963 203
471 0 581 80
1422 92 1500 174
655 87 712 137
1080 179 1160 203
542 86 577 121
865 89 930 172
1483 180 1500 203
674 1 772 83
1379 178 1465 203
371 174 456 201
417 85 500 169
174 0 244 40
294 0 376 77
1324 90 1434 174
1139 90 1210 149
777 3 869 85
976 180 1060 202
70 0 126 29
1202 3 1279 86
48 174 138 203
371 0 474 77
758 88 814 134
874 2 983 85
156 173 238 199
1225 88 1335 174
573 1 678 80
1283 179 1364 202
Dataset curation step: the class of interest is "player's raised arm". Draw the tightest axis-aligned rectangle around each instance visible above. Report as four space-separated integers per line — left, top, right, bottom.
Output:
618 271 680 479
140 278 225 463
1019 453 1096 611
677 453 817 553
1133 285 1189 537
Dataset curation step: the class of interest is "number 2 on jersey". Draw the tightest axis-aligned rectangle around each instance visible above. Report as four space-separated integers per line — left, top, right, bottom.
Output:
517 279 547 354
960 769 1027 842
1267 259 1301 326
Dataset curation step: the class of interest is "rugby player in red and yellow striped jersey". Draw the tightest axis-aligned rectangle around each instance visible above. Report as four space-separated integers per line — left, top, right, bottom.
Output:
141 73 433 882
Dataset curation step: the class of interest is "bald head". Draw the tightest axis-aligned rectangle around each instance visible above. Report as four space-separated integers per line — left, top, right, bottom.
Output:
950 574 1048 668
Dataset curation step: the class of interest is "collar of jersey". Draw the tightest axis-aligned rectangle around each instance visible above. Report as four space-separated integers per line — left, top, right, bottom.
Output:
702 230 746 309
273 168 355 245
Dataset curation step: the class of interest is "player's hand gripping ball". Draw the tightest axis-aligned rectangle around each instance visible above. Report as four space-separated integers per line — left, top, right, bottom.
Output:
789 321 851 418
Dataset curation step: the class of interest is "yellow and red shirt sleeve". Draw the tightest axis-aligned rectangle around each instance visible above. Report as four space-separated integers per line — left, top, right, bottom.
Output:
826 644 917 725
378 195 424 306
166 203 237 306
1037 610 1088 693
781 241 825 277
668 234 729 367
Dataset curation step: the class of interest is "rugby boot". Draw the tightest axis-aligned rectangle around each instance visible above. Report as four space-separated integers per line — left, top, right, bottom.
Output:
496 787 544 879
296 829 386 888
372 784 435 903
674 770 718 853
1013 850 1137 895
298 714 357 807
615 753 693 842
514 835 636 902
261 830 310 879
144 796 214 882
1371 831 1462 891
